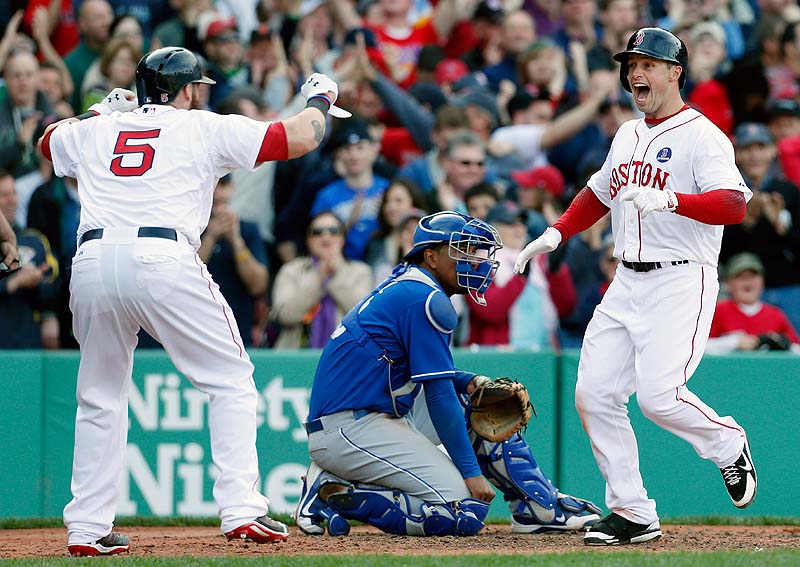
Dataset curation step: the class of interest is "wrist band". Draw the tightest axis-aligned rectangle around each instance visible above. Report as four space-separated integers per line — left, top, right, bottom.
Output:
76 110 100 121
235 248 252 263
306 95 331 115
308 93 332 107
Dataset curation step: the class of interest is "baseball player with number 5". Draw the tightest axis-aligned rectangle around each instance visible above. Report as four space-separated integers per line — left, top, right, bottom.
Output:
36 47 350 556
515 28 758 546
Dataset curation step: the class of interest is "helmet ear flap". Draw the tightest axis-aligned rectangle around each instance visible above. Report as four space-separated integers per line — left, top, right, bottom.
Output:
619 60 631 93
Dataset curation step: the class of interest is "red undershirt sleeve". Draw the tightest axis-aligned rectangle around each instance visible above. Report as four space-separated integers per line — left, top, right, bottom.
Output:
675 190 746 225
552 187 610 241
40 127 55 162
256 122 288 163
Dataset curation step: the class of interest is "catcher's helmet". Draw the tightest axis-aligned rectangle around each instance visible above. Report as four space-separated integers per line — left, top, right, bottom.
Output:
135 47 215 106
403 211 502 306
613 27 688 92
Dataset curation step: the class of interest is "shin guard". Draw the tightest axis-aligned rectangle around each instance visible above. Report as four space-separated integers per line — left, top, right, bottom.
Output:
326 485 488 536
474 432 558 520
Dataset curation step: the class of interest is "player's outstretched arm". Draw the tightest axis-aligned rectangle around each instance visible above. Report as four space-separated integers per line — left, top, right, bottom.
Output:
276 73 352 160
37 88 138 161
514 187 610 274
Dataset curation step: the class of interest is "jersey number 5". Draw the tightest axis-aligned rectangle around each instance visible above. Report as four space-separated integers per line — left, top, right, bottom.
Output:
110 129 161 177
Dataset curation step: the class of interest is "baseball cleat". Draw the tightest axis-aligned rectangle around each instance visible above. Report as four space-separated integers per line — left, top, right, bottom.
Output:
225 515 289 543
294 461 351 536
511 493 601 534
67 531 130 556
584 513 661 546
720 434 757 509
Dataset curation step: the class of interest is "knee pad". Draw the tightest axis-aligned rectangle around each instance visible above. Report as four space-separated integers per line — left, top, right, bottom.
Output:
326 486 421 535
474 432 558 518
326 485 487 536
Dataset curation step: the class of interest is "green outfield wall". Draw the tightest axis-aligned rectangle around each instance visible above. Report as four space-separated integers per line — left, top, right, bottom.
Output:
0 349 796 520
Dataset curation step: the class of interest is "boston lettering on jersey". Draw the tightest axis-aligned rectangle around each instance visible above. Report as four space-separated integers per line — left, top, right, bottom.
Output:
609 160 671 199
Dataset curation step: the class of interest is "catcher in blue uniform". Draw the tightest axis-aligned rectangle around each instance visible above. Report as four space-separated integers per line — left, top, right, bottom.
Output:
294 211 600 536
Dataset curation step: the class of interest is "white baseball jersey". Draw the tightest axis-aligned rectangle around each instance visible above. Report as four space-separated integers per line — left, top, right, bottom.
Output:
587 107 752 267
48 105 272 248
577 107 751 526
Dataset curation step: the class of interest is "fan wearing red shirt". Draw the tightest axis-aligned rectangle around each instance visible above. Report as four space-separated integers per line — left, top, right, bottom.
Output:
24 0 80 57
707 252 800 353
329 0 474 88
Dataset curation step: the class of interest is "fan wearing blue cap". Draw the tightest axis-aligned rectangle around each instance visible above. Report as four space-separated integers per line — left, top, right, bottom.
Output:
311 119 388 260
294 210 601 538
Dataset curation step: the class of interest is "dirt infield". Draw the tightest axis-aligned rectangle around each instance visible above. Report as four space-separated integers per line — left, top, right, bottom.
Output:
1 525 798 558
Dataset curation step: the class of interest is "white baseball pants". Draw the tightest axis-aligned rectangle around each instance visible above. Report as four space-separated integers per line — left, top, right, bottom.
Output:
64 227 268 544
575 263 744 524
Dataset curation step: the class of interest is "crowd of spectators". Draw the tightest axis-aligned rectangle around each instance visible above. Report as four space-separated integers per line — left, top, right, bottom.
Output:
0 0 798 352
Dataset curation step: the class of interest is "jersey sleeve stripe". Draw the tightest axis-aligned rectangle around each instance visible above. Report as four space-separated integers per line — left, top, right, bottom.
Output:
411 370 456 379
40 126 55 162
256 122 288 163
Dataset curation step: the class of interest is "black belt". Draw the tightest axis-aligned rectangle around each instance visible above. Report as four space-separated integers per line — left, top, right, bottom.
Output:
304 409 372 435
79 227 178 247
622 259 689 273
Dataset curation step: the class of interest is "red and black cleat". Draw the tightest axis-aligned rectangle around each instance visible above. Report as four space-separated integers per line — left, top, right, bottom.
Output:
67 531 130 556
225 515 289 543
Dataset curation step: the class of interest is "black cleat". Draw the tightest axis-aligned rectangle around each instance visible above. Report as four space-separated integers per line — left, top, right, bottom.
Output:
720 434 757 509
584 513 661 546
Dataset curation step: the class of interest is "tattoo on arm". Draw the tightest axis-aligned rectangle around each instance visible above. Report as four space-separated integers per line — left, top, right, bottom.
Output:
312 119 325 142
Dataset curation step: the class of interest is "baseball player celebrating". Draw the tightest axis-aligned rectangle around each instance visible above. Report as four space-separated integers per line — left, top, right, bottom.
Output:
293 211 601 537
36 47 349 556
515 28 757 546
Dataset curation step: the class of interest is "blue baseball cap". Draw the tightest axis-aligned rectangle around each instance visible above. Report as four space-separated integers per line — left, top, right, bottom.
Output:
734 122 772 147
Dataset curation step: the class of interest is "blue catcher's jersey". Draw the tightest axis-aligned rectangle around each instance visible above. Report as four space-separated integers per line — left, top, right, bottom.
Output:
308 264 460 420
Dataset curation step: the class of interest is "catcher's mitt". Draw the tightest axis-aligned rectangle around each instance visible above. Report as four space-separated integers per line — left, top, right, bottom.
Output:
469 377 534 442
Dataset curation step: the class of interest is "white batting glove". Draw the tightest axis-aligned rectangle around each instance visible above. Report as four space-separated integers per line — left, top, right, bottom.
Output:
514 227 562 274
301 73 352 118
89 88 139 115
620 188 678 219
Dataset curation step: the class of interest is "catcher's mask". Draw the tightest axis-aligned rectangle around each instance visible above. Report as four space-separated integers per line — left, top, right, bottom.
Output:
404 211 502 306
614 27 688 92
136 47 215 106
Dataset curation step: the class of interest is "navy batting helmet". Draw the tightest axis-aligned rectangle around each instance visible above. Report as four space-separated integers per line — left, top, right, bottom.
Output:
403 211 502 306
614 28 688 92
135 47 216 106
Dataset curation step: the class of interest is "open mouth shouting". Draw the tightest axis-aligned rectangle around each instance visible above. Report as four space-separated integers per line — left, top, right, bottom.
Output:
632 82 650 105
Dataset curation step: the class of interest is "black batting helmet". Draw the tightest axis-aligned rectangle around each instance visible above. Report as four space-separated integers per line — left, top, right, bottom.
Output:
613 28 688 92
135 47 215 106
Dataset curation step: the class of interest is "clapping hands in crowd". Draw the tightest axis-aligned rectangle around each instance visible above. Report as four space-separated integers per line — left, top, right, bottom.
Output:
745 191 790 235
